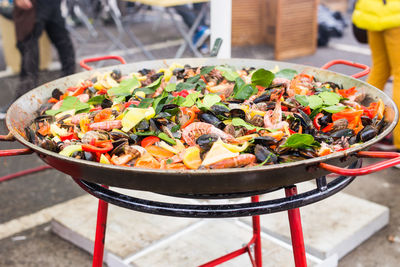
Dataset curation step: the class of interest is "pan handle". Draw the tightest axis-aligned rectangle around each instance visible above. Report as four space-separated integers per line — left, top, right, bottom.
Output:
321 59 370 79
319 151 400 176
0 132 33 156
79 55 127 71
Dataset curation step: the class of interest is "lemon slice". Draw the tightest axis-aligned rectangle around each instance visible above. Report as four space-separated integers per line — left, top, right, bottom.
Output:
183 146 202 169
121 107 155 132
100 154 111 164
222 141 249 153
202 141 239 166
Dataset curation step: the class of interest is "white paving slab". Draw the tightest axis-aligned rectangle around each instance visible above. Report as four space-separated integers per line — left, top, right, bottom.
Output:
241 182 389 260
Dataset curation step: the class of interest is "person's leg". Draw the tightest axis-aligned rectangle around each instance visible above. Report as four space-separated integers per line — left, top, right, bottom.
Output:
367 30 391 90
44 0 75 76
174 5 196 29
383 27 400 149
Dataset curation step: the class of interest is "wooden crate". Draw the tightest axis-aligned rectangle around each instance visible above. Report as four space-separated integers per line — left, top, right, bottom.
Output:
275 0 319 60
232 0 318 60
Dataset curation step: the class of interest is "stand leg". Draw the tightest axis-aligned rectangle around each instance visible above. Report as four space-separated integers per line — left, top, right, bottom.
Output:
285 186 307 267
92 185 109 267
199 196 262 267
251 196 262 267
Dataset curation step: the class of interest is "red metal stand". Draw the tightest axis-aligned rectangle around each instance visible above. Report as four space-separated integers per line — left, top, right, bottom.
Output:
285 186 307 267
199 196 262 267
91 192 307 267
92 185 109 267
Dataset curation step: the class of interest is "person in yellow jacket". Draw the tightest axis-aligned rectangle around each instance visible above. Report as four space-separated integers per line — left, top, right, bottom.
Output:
353 0 400 152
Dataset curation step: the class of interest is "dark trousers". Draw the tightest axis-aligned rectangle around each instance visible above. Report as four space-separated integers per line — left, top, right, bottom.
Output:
15 0 75 100
174 3 206 30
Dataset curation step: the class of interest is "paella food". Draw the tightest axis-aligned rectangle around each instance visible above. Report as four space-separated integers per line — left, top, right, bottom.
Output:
27 63 386 169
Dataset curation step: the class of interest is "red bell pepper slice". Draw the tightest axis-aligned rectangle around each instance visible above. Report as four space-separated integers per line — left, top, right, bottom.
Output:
337 87 357 98
60 133 78 141
72 81 93 97
48 97 59 103
82 140 113 153
302 106 311 115
322 123 334 133
141 136 160 148
313 113 324 131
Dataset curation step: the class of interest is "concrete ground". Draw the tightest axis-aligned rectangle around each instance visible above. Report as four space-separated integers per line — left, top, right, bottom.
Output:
0 9 400 267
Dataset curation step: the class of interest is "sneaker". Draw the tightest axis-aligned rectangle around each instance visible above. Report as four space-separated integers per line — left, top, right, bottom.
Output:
192 25 210 48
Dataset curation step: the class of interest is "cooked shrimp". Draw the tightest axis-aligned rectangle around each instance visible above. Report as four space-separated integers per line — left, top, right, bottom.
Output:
89 120 122 131
264 101 289 130
209 154 256 169
77 94 89 103
182 122 237 146
208 83 234 98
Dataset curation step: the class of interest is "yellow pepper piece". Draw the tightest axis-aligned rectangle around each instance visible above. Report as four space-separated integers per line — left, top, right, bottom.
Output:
236 134 259 141
202 141 239 166
183 146 202 169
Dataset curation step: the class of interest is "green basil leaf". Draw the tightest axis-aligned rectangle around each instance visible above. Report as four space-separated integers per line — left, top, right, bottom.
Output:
87 95 106 105
186 75 200 83
138 98 154 108
165 83 177 92
251 68 275 87
215 66 239 81
231 118 265 131
195 79 206 91
134 87 157 95
233 77 255 100
158 132 177 145
164 107 180 117
146 75 164 89
309 107 323 119
275 69 298 80
135 131 156 136
181 92 200 107
45 96 90 116
322 105 346 113
173 95 186 106
234 84 255 100
171 124 181 133
281 133 319 149
307 95 324 109
295 95 309 107
108 77 140 96
318 91 341 106
198 94 221 110
176 82 196 92
200 66 215 75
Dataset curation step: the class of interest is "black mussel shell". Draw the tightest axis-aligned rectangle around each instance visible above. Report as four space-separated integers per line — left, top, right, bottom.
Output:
253 92 271 104
156 112 172 119
34 114 54 123
375 117 386 133
129 134 139 145
199 113 225 129
51 88 63 100
91 77 98 83
314 133 333 144
136 119 150 131
319 114 332 128
40 139 58 152
226 99 244 104
331 129 355 139
88 86 97 94
154 117 169 126
149 119 161 133
71 150 84 159
229 109 246 120
150 72 163 82
210 104 230 116
101 98 113 109
321 82 342 90
25 127 37 143
253 136 279 146
361 115 372 126
111 69 122 80
110 139 128 155
356 125 378 143
196 134 219 151
254 145 278 164
348 136 357 145
37 103 53 116
139 68 151 76
161 104 179 112
109 131 129 141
